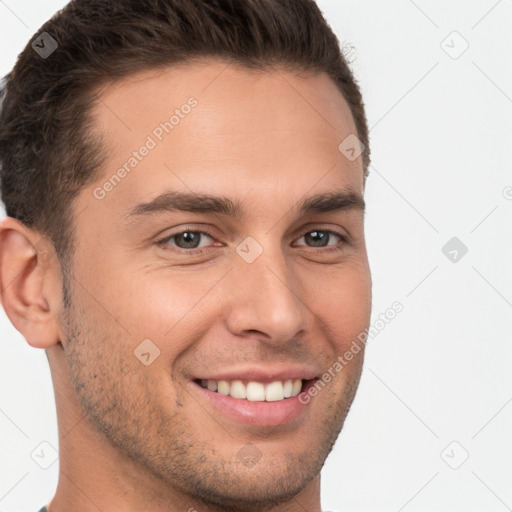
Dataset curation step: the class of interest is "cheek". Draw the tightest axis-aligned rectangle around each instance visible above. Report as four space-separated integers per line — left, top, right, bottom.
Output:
124 273 219 333
310 264 372 342
74 253 198 336
95 270 224 368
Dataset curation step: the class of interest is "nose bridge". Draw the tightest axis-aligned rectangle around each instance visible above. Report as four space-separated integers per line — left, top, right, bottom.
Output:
225 241 308 342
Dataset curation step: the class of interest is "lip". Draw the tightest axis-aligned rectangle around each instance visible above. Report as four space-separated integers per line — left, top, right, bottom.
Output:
192 365 321 385
189 378 319 427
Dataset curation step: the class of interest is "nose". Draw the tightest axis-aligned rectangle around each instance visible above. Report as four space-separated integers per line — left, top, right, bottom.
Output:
224 243 310 344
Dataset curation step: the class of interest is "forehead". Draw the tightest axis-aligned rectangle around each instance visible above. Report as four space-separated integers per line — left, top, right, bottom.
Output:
81 60 364 221
91 59 357 129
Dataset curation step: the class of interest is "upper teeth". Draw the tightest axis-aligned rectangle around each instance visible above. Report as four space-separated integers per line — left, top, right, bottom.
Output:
200 379 303 402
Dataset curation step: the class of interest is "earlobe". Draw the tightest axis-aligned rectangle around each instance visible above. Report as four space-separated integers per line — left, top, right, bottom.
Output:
0 217 62 349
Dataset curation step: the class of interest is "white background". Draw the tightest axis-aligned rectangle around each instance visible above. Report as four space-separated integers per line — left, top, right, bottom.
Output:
0 1 511 511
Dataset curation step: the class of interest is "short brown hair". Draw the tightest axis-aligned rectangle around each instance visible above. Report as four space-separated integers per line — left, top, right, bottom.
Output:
0 0 370 274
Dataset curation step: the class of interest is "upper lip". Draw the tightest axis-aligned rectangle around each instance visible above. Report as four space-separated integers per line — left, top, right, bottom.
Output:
192 365 321 383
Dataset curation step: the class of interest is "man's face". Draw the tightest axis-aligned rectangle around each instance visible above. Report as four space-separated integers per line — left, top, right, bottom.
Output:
61 60 371 509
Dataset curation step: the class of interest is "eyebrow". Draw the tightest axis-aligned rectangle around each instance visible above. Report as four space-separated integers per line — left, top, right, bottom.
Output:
124 189 365 220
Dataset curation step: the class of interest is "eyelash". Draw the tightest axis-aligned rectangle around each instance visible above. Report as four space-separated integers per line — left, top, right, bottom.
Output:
156 227 349 255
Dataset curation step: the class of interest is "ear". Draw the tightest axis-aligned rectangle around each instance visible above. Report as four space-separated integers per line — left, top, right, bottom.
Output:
0 216 62 348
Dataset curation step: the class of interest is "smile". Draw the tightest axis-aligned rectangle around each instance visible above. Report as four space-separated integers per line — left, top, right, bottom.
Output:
196 378 305 402
190 378 320 426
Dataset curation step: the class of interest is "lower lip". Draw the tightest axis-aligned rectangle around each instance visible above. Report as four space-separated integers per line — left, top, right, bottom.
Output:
189 379 317 427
